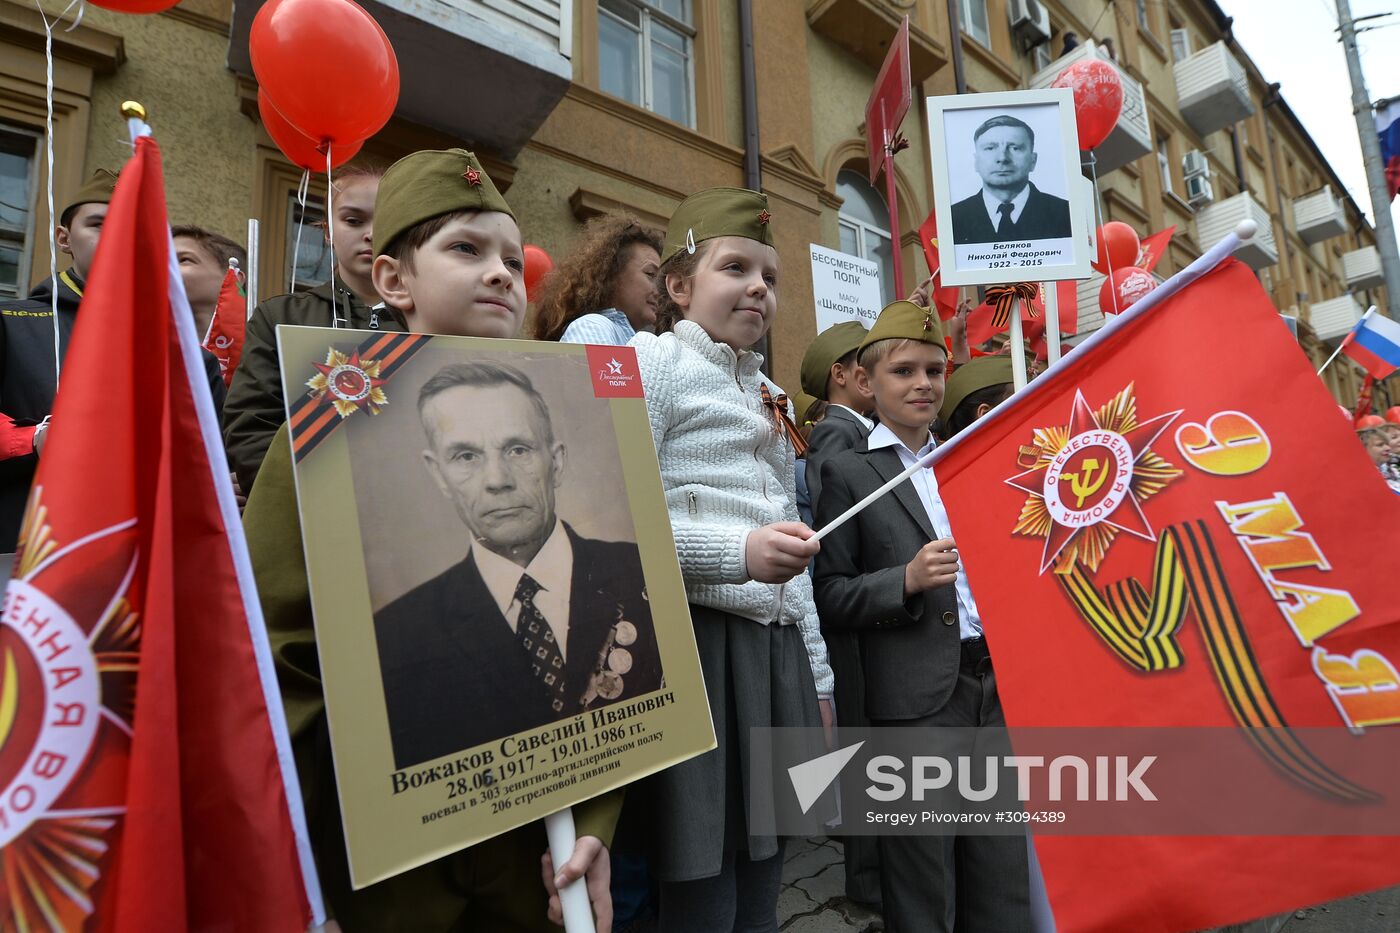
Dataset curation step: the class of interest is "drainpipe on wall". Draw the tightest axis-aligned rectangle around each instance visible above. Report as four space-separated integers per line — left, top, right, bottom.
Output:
946 0 967 94
737 0 770 369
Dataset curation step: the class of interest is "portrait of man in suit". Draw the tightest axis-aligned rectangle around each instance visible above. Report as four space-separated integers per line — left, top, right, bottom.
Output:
949 114 1073 245
373 360 663 769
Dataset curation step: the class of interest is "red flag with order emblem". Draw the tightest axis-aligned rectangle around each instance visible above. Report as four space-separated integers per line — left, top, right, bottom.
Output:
0 131 320 929
929 256 1400 931
201 265 245 387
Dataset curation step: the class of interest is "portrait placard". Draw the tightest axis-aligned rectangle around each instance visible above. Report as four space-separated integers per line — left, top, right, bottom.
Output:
926 88 1091 286
276 326 714 888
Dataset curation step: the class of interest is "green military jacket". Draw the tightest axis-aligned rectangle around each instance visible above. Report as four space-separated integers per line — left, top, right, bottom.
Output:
244 424 621 931
223 280 406 492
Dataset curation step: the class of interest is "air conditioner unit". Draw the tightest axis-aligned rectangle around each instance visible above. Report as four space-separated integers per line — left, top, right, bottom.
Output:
1182 150 1210 179
1009 0 1051 46
1186 174 1214 206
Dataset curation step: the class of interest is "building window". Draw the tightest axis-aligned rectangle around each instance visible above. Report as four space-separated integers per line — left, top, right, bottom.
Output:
959 0 990 48
0 126 39 300
1169 28 1191 63
1135 0 1150 31
285 193 332 292
836 169 895 304
1156 136 1175 195
598 0 695 127
1032 40 1052 73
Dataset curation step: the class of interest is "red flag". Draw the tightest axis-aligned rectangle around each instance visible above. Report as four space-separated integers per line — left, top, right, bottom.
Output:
931 257 1400 931
201 265 245 387
0 133 320 929
1136 226 1176 273
918 209 963 320
965 282 1077 350
1354 373 1376 422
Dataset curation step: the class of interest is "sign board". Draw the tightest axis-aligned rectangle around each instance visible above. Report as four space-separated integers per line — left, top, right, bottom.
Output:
277 326 715 888
865 16 911 183
811 244 882 332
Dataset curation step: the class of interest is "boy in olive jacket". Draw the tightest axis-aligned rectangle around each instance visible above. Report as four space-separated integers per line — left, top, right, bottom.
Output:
243 150 618 932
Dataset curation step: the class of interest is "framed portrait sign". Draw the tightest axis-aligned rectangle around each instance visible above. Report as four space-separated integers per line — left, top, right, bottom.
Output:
926 87 1092 286
276 325 714 888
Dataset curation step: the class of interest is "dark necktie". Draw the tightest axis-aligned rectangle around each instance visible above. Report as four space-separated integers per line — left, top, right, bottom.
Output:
996 201 1014 237
513 574 569 714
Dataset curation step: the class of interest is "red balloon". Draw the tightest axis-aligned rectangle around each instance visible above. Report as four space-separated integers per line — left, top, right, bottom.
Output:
1092 221 1141 275
1357 415 1386 429
258 91 364 172
1051 59 1124 150
250 0 399 146
1099 266 1155 316
1385 406 1400 425
523 245 554 302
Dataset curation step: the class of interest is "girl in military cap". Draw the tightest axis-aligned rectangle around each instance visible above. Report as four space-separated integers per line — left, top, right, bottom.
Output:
629 188 832 931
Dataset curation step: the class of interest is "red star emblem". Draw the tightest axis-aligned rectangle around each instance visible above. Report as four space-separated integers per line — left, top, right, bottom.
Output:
307 348 389 419
1005 385 1183 574
756 209 771 225
463 167 482 187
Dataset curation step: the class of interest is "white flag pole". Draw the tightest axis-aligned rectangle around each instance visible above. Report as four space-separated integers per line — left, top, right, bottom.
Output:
544 807 596 932
813 447 939 542
1008 300 1028 390
246 218 261 320
1317 305 1375 376
1044 282 1062 365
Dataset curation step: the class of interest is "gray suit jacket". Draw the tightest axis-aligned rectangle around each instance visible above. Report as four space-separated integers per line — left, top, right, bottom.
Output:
804 406 870 511
812 439 962 720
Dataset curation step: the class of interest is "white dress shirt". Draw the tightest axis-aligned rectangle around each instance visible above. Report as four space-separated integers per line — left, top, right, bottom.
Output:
866 422 983 641
981 184 1031 230
472 519 575 660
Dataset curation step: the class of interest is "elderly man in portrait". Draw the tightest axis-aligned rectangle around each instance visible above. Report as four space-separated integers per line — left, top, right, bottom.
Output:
950 114 1073 244
374 361 662 769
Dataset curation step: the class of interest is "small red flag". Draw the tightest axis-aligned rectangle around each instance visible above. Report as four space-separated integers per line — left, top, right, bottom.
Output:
931 256 1400 931
1354 373 1376 423
201 265 245 387
0 132 320 930
918 209 964 320
1136 226 1176 274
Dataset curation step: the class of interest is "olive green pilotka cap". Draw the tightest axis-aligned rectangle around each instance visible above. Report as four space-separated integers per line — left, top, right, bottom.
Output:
373 149 514 256
859 299 946 356
61 169 118 223
791 391 820 426
800 321 868 400
662 186 775 264
939 355 1015 425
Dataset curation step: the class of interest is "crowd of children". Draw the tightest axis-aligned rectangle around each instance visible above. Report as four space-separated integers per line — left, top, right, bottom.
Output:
4 145 1394 933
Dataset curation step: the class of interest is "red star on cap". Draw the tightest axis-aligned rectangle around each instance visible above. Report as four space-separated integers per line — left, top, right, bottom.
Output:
756 209 771 225
463 167 481 187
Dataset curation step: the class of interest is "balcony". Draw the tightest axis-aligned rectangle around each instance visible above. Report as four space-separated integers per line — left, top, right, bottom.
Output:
1292 187 1348 245
1030 41 1150 174
228 0 572 159
1309 294 1366 341
1174 40 1254 137
1194 191 1277 270
806 0 946 82
1343 246 1385 291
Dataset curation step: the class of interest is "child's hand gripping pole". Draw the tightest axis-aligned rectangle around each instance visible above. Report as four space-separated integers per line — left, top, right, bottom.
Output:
811 447 940 542
545 807 596 932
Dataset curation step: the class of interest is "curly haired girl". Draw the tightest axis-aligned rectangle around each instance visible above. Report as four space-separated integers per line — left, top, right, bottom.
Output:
530 214 663 344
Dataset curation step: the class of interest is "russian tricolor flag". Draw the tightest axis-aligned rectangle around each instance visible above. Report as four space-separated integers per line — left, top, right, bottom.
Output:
1380 98 1400 201
1342 306 1400 379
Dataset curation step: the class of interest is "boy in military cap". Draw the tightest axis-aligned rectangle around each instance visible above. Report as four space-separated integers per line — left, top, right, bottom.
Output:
242 150 617 932
224 163 400 493
0 170 224 552
812 300 1030 933
797 319 882 907
938 355 1015 439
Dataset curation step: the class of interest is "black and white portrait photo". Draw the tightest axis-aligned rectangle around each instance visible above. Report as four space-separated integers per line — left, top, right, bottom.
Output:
351 352 665 769
927 88 1090 286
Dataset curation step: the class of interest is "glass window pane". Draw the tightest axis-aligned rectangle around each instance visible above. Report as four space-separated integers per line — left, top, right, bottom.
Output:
652 19 686 53
835 170 891 232
961 0 989 45
651 37 690 125
600 0 640 25
286 194 331 291
599 11 643 106
0 145 33 232
865 228 894 304
838 222 860 258
0 243 20 298
650 0 688 24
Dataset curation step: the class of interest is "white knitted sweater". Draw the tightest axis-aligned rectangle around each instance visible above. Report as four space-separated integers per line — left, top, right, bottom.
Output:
630 320 834 696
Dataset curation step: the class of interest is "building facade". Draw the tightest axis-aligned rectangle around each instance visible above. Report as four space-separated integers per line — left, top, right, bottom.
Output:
0 0 1392 407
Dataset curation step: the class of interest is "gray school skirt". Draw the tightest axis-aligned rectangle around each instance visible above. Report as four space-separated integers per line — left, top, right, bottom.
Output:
642 605 821 882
